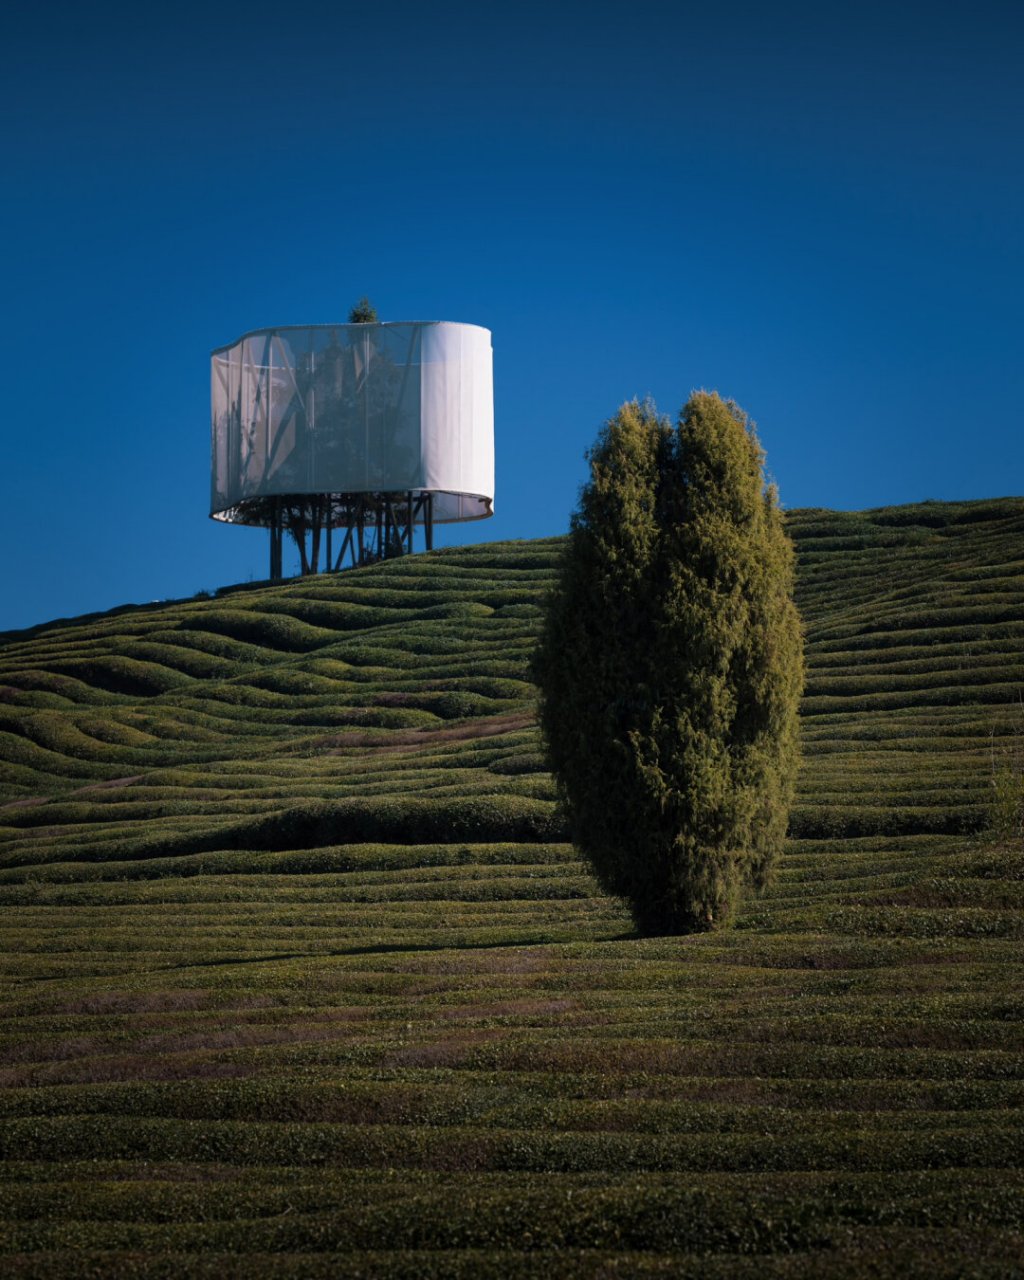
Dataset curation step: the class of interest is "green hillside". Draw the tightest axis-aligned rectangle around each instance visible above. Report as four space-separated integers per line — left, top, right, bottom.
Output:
1 496 1023 1278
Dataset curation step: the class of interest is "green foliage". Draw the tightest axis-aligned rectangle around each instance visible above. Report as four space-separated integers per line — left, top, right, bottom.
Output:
534 395 804 934
989 707 1024 841
0 504 1022 1276
990 767 1024 841
348 297 378 324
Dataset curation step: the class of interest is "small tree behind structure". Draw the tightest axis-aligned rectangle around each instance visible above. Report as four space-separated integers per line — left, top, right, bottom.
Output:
533 393 804 935
348 297 378 324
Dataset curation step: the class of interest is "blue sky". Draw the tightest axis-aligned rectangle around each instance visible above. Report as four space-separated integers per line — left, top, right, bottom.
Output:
2 1 1021 630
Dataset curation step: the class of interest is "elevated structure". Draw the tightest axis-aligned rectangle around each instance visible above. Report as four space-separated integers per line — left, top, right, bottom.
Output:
210 321 493 576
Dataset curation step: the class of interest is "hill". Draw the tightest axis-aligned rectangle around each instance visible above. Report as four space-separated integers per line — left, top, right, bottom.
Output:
1 496 1023 1278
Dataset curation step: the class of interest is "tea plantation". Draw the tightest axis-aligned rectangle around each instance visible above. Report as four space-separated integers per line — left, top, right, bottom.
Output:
0 497 1022 1278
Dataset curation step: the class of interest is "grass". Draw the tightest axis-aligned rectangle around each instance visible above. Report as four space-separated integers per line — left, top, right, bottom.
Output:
0 498 1022 1277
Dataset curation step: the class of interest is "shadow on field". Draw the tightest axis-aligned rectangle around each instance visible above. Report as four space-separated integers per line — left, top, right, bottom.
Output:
163 932 643 972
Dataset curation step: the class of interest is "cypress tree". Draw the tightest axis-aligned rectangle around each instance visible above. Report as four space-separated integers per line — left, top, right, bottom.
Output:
533 393 803 934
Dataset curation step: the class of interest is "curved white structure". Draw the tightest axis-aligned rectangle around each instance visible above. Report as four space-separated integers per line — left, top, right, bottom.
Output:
210 321 494 526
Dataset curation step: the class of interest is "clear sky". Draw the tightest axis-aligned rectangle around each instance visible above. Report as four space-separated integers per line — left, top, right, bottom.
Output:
2 1 1021 631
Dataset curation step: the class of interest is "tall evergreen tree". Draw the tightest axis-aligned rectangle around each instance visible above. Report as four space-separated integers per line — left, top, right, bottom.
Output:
534 393 804 934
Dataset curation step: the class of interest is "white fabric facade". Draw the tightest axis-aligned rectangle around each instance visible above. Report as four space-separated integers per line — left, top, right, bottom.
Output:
210 322 494 524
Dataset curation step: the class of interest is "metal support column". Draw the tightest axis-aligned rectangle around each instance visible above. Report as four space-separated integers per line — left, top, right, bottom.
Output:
269 497 284 580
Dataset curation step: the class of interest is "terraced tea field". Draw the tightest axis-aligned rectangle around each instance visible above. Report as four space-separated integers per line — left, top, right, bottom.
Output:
1 496 1023 1277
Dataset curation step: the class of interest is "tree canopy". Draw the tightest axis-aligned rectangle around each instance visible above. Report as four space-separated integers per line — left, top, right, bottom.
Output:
533 393 804 934
348 298 378 324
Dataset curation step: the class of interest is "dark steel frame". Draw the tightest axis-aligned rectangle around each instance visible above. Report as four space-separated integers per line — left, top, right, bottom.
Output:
260 491 435 578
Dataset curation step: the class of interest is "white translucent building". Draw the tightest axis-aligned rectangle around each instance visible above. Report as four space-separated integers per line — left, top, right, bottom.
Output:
210 321 494 575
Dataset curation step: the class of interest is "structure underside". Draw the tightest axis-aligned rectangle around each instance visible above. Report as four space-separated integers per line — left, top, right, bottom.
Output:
227 491 437 577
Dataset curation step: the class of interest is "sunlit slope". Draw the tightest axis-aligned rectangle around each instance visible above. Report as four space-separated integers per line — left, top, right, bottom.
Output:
0 497 1022 1278
2 498 1022 873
